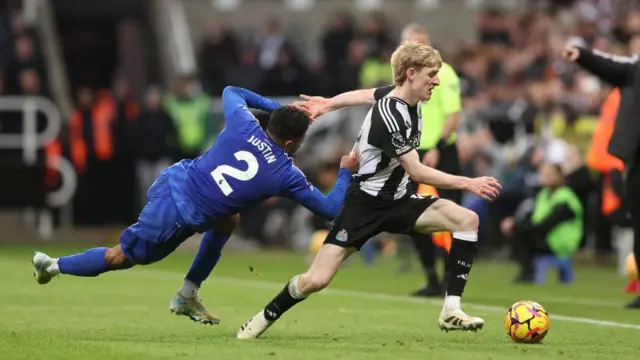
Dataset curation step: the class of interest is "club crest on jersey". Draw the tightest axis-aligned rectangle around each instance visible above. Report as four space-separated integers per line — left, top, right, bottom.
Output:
391 132 406 148
336 229 348 242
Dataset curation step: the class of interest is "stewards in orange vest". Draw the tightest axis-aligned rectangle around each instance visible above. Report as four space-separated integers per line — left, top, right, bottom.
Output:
586 88 625 219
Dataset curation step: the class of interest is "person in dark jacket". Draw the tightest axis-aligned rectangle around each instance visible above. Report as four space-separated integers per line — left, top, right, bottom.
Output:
134 86 178 210
563 42 640 308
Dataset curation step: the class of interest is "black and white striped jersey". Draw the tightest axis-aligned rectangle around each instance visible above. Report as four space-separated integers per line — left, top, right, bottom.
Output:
351 86 422 201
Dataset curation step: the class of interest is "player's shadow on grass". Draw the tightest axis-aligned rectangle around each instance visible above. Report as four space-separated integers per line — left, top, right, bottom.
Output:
245 334 343 342
78 333 336 343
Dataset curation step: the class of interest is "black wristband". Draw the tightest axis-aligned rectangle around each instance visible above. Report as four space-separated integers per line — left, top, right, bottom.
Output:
436 139 447 150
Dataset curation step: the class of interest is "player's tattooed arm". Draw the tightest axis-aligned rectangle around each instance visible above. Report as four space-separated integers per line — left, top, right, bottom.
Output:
296 85 394 119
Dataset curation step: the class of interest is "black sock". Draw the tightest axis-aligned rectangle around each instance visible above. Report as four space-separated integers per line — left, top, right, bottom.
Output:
263 281 306 321
446 234 478 297
411 234 439 285
442 247 450 285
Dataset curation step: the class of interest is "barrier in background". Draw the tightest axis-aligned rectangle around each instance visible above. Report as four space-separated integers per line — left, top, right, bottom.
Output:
0 96 77 238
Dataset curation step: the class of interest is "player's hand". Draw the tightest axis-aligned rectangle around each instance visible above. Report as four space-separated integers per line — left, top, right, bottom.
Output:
500 217 515 236
465 176 501 202
299 94 333 119
421 148 439 167
340 151 359 173
562 45 580 62
291 101 314 121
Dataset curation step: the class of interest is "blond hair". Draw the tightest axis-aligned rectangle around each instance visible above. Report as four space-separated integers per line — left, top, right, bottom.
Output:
390 41 442 86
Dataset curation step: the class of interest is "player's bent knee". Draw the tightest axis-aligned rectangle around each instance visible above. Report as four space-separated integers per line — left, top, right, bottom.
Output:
105 246 133 270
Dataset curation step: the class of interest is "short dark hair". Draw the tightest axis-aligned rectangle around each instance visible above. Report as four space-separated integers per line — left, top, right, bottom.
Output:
267 105 310 142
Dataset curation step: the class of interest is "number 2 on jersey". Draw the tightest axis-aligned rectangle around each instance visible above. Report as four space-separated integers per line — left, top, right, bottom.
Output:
211 151 259 196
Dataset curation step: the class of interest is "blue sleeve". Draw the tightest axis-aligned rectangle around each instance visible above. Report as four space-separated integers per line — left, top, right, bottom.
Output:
222 86 283 131
282 167 352 221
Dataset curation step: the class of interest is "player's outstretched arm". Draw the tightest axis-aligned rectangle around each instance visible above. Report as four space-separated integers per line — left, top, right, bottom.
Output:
299 85 394 118
222 86 282 118
397 150 501 201
282 153 358 221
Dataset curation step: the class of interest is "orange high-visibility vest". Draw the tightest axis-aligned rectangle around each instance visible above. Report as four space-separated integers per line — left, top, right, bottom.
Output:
586 88 625 216
417 183 452 252
45 139 61 188
69 92 138 174
69 103 114 174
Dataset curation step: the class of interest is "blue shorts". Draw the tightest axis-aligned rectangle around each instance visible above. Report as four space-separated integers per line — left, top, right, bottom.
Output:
120 171 195 265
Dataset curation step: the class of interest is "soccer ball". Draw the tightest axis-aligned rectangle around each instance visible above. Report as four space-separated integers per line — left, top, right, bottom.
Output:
505 300 550 343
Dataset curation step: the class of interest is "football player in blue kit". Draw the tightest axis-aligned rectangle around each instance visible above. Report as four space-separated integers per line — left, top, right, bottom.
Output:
31 86 359 325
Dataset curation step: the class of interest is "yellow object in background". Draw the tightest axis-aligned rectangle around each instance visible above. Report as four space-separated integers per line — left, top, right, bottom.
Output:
627 253 638 280
309 230 329 255
417 184 452 253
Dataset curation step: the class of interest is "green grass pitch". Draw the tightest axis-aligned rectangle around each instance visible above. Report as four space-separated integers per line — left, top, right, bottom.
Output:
1 245 639 360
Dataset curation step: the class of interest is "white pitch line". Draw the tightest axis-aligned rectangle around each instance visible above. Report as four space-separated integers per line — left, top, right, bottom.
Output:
470 294 625 308
131 269 640 330
211 277 640 330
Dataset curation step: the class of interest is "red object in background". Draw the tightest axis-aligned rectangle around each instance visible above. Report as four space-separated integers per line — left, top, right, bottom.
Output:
624 279 639 294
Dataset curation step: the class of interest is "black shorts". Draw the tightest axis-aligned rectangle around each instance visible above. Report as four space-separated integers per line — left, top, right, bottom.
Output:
325 190 439 250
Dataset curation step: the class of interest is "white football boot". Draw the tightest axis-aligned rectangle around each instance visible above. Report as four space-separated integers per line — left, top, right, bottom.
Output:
438 307 484 332
32 252 56 284
169 292 220 325
237 310 274 339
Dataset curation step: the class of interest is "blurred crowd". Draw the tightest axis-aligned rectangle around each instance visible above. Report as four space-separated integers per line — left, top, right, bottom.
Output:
3 1 640 271
0 11 49 162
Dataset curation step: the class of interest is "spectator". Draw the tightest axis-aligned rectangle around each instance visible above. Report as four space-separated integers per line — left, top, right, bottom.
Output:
321 12 355 75
502 163 583 282
225 43 264 91
360 13 392 58
5 35 46 94
164 74 212 159
0 69 44 162
18 68 43 96
197 20 239 95
260 43 309 96
477 8 511 46
134 86 177 210
69 87 113 225
103 76 139 223
256 18 286 70
358 40 393 88
335 39 368 93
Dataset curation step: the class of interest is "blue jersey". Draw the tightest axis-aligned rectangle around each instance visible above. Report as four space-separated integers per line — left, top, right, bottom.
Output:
165 86 352 233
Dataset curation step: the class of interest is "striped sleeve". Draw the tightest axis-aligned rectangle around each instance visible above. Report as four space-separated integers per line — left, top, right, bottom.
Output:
368 98 412 158
373 85 394 100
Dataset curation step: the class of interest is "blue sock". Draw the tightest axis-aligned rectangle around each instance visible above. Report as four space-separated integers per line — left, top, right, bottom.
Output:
185 230 230 287
58 247 110 277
